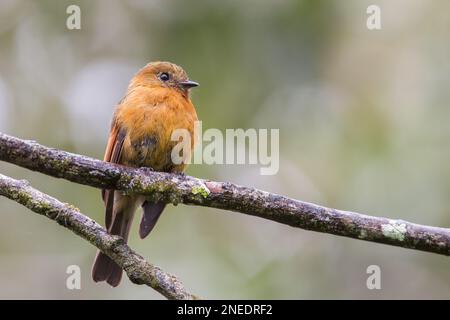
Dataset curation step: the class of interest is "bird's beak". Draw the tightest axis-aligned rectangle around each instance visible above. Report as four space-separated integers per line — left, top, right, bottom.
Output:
180 80 199 89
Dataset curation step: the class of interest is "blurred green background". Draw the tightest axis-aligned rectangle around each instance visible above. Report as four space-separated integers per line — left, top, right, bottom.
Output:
1 0 450 299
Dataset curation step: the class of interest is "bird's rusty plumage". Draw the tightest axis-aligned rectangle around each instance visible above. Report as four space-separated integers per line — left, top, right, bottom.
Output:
92 61 198 287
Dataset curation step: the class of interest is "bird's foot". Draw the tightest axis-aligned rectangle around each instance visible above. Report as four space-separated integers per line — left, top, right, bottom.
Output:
139 167 155 175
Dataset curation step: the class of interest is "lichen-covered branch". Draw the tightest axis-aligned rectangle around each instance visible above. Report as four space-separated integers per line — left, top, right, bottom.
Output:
0 173 198 300
1 132 450 256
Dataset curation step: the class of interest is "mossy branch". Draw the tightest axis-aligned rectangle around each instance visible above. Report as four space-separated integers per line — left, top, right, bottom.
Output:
1 131 450 260
0 173 198 300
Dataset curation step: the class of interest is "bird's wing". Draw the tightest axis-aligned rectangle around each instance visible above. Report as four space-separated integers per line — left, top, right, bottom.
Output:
139 201 166 239
101 122 126 230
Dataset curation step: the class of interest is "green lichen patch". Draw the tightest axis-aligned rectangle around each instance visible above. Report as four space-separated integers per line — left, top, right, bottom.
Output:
381 220 407 241
67 204 81 212
191 184 210 199
359 230 368 239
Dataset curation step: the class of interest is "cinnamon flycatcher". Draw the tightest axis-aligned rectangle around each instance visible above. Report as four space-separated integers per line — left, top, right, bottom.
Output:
91 61 199 286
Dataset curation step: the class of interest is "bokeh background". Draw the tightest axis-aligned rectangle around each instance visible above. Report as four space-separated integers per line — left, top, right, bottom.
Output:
0 0 450 299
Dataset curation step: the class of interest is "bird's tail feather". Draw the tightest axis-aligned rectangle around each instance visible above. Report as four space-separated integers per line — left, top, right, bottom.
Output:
92 207 134 287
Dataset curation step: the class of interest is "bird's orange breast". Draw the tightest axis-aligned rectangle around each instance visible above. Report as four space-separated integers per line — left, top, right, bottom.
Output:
115 86 198 172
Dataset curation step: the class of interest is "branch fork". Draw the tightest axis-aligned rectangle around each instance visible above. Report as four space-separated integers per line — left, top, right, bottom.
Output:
1 132 449 299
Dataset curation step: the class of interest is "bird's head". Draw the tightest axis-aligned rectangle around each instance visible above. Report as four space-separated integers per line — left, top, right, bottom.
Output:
130 61 199 97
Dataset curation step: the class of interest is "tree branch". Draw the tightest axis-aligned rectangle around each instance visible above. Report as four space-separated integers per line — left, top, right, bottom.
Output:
0 173 198 300
1 131 450 257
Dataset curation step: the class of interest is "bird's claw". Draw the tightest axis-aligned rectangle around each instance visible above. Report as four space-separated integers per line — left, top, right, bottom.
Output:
139 167 155 175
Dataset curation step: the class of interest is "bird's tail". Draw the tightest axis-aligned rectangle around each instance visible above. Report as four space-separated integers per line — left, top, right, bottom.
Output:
92 203 135 287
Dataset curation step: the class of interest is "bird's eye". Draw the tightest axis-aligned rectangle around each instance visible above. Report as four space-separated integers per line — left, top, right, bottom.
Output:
159 72 170 82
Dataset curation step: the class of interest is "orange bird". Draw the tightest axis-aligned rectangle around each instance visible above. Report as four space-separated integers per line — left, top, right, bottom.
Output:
91 61 199 286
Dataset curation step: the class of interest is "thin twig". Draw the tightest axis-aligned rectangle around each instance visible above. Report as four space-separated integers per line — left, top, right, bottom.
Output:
0 173 198 300
1 131 450 256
